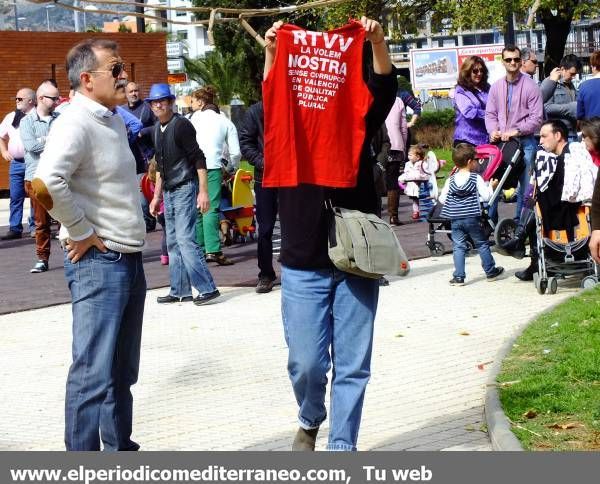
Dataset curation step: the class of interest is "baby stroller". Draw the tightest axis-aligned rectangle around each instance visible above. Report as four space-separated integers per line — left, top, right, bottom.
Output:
496 145 600 294
426 139 524 256
220 169 256 244
532 203 599 294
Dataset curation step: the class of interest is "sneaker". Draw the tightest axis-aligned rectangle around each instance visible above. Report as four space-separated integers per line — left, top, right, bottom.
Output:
30 260 49 273
256 277 275 294
157 295 193 304
193 289 220 306
449 276 465 286
1 230 22 240
30 231 36 238
160 255 169 265
486 266 505 281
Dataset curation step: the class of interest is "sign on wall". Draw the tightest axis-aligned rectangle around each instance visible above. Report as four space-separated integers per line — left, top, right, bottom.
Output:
410 44 504 91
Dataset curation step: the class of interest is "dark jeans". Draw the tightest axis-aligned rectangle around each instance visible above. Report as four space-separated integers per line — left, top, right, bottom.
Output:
64 248 146 451
140 194 156 232
25 181 51 261
254 181 278 280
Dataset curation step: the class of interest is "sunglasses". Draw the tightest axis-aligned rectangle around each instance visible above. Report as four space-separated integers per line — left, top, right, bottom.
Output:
503 57 521 63
42 95 60 102
89 62 126 78
472 68 484 74
528 59 538 64
15 97 24 102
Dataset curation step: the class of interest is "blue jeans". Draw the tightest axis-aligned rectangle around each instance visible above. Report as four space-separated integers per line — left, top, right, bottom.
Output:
8 159 34 233
163 179 216 297
516 135 538 218
64 248 146 451
281 266 379 451
451 217 496 279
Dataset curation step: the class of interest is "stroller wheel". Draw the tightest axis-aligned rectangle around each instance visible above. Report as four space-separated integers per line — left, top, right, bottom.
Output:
581 275 599 289
429 241 445 257
494 218 517 247
548 277 558 295
533 272 547 295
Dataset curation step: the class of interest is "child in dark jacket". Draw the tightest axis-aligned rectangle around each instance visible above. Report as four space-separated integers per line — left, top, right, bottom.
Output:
439 143 504 285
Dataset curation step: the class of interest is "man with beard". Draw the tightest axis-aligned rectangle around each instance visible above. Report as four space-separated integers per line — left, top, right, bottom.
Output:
32 39 147 450
20 80 61 273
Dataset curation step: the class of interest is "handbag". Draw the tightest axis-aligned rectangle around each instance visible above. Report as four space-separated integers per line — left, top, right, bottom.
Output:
327 201 410 279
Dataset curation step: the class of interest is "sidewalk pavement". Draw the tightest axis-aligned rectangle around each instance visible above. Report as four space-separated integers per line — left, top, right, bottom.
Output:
0 253 576 451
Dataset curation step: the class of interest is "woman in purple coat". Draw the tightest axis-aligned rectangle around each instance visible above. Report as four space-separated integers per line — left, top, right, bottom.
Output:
453 56 490 147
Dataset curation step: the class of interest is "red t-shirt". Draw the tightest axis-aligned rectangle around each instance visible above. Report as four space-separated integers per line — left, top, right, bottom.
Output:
262 21 373 188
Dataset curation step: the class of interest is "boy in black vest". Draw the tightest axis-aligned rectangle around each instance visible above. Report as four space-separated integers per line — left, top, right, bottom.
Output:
439 143 504 285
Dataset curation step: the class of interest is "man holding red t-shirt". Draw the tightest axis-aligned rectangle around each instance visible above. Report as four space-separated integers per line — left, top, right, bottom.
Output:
263 17 397 452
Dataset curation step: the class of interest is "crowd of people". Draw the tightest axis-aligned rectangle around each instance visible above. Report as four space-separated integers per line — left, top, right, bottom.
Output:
383 46 600 284
1 21 600 454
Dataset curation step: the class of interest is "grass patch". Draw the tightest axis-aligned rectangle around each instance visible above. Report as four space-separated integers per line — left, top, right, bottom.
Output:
432 148 453 188
497 287 600 450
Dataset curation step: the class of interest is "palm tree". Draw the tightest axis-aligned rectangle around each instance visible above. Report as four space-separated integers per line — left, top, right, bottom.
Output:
184 50 242 105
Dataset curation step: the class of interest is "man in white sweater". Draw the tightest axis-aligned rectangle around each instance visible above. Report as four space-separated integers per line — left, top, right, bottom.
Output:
32 39 146 451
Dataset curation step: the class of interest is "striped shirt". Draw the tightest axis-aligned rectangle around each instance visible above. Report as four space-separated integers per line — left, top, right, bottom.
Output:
20 109 59 181
440 172 482 220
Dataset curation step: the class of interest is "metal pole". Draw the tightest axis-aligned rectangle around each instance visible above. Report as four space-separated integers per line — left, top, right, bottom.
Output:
83 10 86 31
74 0 80 32
13 0 18 31
46 8 50 32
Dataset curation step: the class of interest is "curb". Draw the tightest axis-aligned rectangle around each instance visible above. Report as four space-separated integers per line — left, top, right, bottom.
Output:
484 329 524 451
484 296 572 450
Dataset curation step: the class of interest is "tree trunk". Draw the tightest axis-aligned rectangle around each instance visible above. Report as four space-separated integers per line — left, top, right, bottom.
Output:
540 7 576 76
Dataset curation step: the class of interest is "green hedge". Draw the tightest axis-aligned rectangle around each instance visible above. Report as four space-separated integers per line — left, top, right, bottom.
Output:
415 109 455 129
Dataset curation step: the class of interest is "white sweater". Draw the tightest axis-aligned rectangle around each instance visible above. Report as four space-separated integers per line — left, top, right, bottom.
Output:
190 109 241 170
34 94 145 252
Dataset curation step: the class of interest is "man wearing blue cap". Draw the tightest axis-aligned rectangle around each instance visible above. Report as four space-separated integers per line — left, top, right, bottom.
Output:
147 83 220 305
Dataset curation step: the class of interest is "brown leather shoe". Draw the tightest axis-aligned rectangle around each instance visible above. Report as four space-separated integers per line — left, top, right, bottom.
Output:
206 253 234 266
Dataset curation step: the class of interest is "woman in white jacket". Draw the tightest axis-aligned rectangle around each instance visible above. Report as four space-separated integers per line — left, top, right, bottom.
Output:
190 86 241 265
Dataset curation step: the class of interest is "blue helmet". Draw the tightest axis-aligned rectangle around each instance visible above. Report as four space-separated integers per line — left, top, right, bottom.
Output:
145 83 175 102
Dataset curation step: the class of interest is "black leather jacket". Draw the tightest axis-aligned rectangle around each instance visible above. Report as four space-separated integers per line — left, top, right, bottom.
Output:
239 101 264 183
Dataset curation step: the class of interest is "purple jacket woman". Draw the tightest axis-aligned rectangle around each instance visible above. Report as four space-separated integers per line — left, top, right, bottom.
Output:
453 85 489 146
453 56 491 147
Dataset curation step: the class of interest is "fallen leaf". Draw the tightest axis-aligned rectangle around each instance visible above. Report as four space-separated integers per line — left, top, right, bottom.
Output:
477 360 494 370
522 409 538 419
459 331 470 336
500 380 521 387
548 422 584 430
395 333 404 338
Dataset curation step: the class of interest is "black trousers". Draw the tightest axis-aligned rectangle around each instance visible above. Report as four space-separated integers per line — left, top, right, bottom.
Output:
254 181 278 280
386 149 404 191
